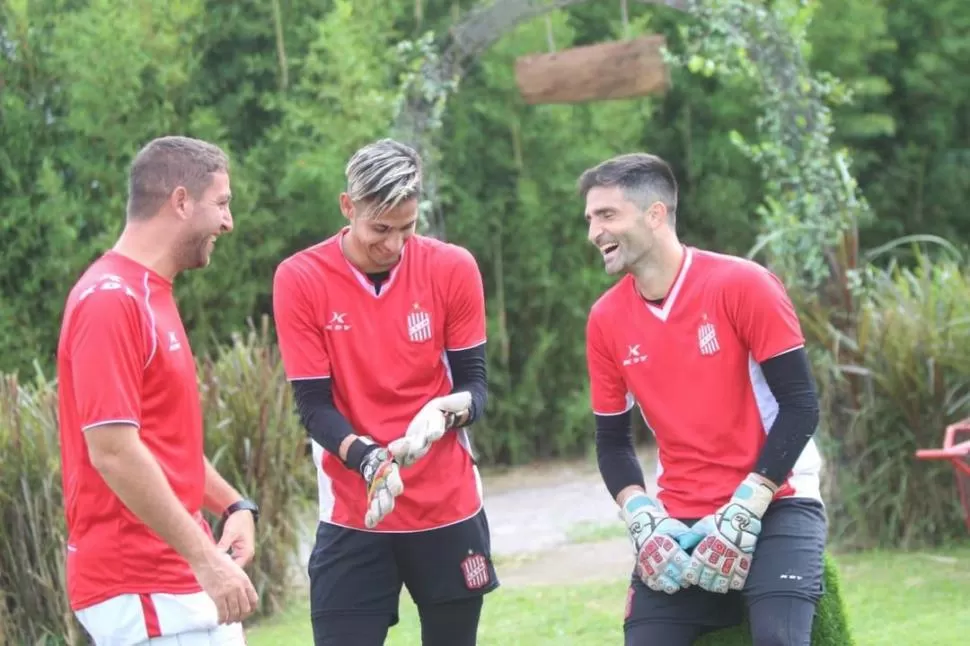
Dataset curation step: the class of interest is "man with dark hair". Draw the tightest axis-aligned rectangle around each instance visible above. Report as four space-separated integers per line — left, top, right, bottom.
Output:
57 135 259 645
580 152 827 645
272 138 497 646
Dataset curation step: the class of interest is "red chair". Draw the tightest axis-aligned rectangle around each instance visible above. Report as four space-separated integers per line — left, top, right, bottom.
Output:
915 425 970 535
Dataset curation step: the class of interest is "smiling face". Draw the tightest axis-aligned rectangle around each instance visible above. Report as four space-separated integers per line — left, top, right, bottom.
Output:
585 185 662 276
174 170 234 271
340 193 418 272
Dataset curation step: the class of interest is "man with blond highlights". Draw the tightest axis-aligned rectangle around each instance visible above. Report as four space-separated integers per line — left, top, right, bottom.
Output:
273 138 497 645
57 135 260 645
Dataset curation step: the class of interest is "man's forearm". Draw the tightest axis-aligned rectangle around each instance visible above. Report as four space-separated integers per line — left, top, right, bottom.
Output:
594 410 647 503
93 440 214 566
202 458 244 516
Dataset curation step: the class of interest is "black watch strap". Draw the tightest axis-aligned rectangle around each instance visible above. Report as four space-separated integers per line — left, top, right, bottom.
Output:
222 498 259 525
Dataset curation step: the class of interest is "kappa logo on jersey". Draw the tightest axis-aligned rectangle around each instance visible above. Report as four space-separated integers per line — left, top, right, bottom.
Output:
407 304 432 343
698 317 720 356
622 344 647 366
460 552 490 590
325 312 351 331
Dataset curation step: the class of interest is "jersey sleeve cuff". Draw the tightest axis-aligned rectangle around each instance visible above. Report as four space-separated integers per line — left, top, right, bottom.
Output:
593 393 635 416
81 419 140 431
445 338 486 352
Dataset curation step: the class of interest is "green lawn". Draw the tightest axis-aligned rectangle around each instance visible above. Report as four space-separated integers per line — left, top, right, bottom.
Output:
244 544 970 645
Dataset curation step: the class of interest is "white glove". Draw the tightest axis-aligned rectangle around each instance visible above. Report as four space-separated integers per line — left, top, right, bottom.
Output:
388 392 472 466
682 472 777 593
622 492 695 595
358 439 405 529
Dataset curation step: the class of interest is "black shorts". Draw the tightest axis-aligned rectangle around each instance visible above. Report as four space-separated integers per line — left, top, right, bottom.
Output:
308 509 500 626
625 498 828 631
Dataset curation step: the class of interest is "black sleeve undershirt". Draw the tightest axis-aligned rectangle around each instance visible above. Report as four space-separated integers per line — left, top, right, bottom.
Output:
593 346 819 500
594 408 644 501
753 346 820 485
290 344 488 470
445 343 488 426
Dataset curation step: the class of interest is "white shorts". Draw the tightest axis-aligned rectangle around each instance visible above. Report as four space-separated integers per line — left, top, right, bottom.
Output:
75 591 247 646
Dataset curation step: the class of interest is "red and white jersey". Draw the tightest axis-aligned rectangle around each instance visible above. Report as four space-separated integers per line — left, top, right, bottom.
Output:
586 246 822 518
273 230 486 532
57 251 211 612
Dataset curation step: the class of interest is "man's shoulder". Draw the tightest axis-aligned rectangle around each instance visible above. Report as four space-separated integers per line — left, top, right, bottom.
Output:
67 255 145 313
411 235 477 267
275 234 343 283
693 247 774 279
589 275 635 321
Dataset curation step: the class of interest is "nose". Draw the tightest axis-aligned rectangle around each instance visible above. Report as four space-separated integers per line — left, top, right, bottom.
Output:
384 232 405 255
588 219 601 245
222 208 234 234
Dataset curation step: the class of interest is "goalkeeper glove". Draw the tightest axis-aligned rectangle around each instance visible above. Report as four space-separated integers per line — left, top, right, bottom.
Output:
351 438 404 529
682 472 778 593
388 392 472 467
622 492 694 595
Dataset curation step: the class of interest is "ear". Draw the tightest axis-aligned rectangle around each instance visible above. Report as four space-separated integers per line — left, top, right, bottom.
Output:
646 201 667 230
169 186 191 221
339 193 354 222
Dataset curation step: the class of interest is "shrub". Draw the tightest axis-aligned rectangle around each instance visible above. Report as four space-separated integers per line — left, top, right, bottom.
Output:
798 252 970 548
0 318 313 642
0 372 83 645
199 317 316 617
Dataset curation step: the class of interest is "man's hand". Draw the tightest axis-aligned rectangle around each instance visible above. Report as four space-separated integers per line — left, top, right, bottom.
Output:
622 492 694 595
217 508 256 568
682 472 777 594
388 392 472 467
191 548 259 625
359 441 404 528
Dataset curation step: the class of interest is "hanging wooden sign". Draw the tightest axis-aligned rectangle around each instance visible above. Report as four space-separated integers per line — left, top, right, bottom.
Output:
514 34 670 105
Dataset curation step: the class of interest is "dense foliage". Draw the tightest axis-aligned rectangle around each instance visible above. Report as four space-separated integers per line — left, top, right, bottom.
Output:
1 0 969 639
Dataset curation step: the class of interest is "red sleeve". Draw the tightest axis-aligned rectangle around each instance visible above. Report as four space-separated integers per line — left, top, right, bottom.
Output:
586 307 631 416
725 262 805 363
444 246 487 351
70 284 146 430
272 260 331 380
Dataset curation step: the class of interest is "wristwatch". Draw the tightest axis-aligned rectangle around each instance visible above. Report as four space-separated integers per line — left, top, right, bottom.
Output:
222 498 260 526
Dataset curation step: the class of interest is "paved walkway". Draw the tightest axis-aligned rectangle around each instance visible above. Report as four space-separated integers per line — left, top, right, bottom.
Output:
296 448 658 587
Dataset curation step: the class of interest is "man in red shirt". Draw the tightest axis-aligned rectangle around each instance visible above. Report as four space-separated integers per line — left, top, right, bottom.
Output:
57 136 260 645
272 138 496 646
580 153 827 645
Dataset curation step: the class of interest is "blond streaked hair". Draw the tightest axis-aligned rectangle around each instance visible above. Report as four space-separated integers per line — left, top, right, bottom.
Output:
345 138 422 218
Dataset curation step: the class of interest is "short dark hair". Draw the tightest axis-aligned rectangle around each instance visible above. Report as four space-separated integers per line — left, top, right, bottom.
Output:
126 136 229 219
577 153 679 222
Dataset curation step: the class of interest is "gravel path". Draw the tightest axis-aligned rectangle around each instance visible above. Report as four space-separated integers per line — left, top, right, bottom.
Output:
296 447 657 587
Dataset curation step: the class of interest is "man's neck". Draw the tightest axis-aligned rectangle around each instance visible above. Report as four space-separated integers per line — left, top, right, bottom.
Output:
631 241 685 302
113 225 178 281
339 230 376 274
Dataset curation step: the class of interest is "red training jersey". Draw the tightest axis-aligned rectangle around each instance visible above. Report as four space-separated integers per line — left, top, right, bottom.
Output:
273 230 487 532
586 247 823 518
57 251 211 610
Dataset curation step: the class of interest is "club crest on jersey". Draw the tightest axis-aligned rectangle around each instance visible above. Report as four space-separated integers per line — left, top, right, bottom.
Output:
407 304 432 343
460 552 491 590
698 318 720 356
